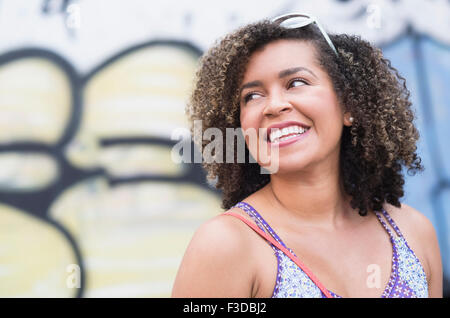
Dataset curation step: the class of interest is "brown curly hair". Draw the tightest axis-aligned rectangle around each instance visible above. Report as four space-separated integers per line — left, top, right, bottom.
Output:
186 19 424 216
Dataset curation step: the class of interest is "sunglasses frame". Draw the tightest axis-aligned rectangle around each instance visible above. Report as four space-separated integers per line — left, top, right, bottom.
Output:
271 13 338 56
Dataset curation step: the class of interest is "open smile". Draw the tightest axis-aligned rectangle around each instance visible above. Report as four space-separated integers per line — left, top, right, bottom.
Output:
266 126 311 147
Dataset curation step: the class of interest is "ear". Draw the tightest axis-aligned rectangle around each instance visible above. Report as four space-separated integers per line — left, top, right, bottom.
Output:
343 112 354 127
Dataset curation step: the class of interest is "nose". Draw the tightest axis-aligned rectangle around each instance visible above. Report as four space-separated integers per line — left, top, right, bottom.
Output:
262 93 293 117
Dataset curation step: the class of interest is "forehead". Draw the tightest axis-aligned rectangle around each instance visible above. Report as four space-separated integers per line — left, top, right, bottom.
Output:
243 39 320 78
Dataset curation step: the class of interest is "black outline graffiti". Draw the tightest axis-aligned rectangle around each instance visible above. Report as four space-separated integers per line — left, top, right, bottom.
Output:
0 40 219 298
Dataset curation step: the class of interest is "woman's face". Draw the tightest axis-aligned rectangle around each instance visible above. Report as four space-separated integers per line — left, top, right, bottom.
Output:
239 39 350 174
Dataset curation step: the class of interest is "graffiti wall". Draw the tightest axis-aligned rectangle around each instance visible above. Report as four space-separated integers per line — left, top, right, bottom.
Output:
0 0 449 297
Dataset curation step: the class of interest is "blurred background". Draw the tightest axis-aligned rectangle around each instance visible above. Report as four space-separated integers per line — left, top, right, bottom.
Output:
0 0 448 298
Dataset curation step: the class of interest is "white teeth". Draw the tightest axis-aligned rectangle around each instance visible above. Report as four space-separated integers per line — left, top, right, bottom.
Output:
275 129 282 138
269 125 309 143
279 134 298 142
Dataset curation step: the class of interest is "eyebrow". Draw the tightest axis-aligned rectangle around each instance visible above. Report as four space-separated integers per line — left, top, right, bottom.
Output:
239 66 318 95
239 80 263 95
278 66 318 79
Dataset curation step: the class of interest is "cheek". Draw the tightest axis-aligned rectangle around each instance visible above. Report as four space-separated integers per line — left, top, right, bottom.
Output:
240 107 260 136
313 103 344 146
315 107 342 127
304 90 343 143
240 108 262 158
310 89 343 124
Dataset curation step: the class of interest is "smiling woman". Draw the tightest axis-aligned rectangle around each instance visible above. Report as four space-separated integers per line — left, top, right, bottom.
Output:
172 14 443 298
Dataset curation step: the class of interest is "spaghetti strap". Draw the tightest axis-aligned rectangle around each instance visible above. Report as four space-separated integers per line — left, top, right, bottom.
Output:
233 202 271 236
380 209 405 239
374 211 396 239
234 201 288 249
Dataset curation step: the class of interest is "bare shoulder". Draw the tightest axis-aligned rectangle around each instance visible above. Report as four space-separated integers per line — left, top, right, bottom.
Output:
383 202 443 297
171 208 256 297
190 207 256 257
383 202 435 240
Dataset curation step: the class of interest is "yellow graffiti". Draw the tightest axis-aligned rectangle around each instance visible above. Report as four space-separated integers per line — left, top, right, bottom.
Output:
0 43 221 297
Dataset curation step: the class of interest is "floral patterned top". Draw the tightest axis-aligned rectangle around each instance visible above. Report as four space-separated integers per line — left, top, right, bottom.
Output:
232 201 428 298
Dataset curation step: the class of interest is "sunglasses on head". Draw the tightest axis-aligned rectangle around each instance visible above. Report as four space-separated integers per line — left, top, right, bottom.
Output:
271 13 338 56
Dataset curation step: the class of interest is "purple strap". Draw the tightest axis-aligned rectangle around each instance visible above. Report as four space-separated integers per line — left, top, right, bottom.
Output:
233 201 403 298
235 202 289 249
380 208 405 239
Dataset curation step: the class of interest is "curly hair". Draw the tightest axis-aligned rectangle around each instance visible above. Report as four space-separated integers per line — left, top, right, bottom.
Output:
186 19 424 216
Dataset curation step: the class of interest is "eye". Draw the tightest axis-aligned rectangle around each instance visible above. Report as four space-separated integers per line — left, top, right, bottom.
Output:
243 92 262 104
288 78 308 88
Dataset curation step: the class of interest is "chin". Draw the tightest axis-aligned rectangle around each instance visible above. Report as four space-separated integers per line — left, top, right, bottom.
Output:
261 158 311 176
276 164 310 175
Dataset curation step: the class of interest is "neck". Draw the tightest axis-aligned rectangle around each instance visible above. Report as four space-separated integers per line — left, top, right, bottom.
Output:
263 157 355 230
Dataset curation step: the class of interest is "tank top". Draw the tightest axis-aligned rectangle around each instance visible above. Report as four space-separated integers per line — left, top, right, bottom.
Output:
230 201 428 298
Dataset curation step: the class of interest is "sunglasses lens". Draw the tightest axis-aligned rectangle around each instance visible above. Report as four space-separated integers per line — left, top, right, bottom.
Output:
278 16 312 29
